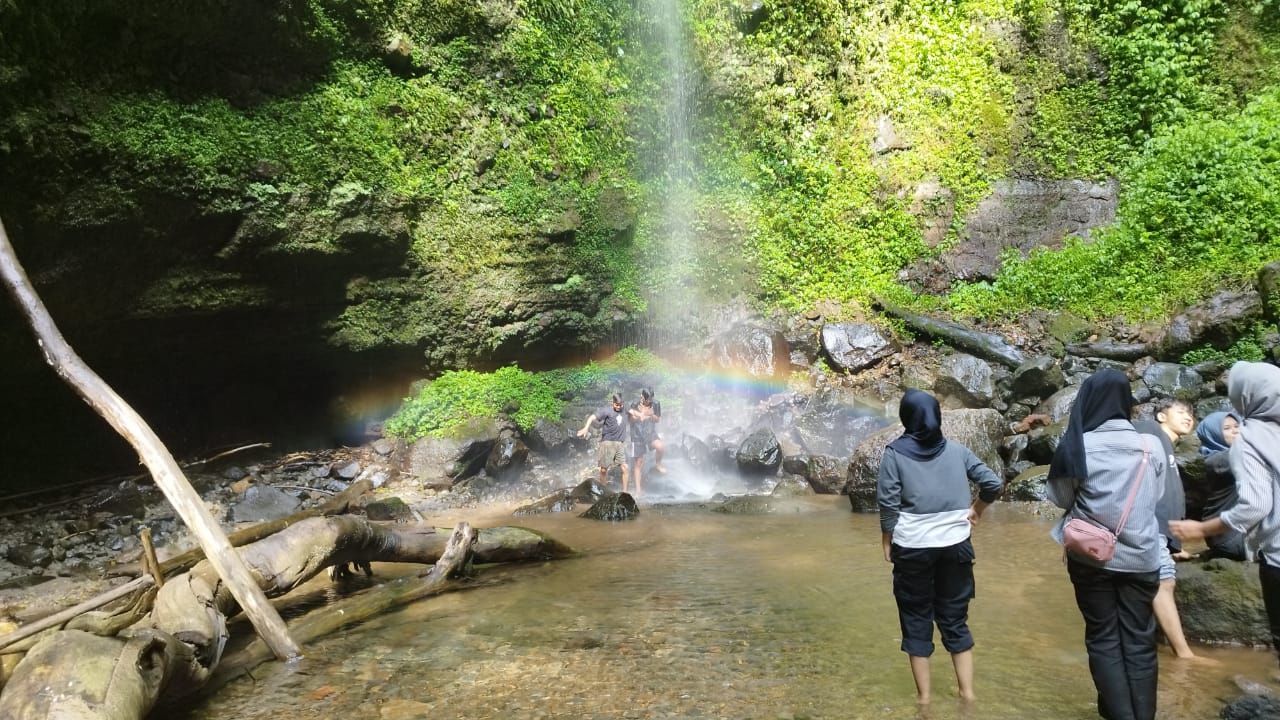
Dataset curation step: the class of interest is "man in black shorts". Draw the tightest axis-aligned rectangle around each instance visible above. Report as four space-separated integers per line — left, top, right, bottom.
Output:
627 388 666 496
577 393 630 490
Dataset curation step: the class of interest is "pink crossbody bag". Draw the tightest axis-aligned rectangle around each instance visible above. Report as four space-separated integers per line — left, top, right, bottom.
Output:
1062 437 1150 563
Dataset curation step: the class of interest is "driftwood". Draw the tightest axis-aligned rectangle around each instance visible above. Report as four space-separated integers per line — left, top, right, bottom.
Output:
0 516 573 719
108 478 374 580
0 217 298 661
1064 340 1152 361
0 576 155 654
206 522 480 691
880 303 1028 369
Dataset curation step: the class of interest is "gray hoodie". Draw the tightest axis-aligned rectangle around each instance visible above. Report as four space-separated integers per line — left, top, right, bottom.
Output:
1047 419 1166 573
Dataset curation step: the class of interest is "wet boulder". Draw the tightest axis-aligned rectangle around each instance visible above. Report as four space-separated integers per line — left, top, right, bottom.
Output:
754 392 810 435
1140 362 1203 401
6 544 53 569
706 435 742 474
526 418 572 457
681 434 714 471
513 479 610 516
363 497 415 522
821 322 899 373
1259 261 1280 323
485 431 529 481
1221 695 1280 720
1010 356 1063 401
789 390 889 457
736 429 782 477
713 495 777 514
1004 464 1050 502
783 454 847 494
1032 384 1081 424
1176 558 1269 646
1024 419 1068 465
579 493 639 521
784 326 821 369
771 475 814 498
713 322 791 378
846 409 1006 512
88 482 149 518
333 461 362 480
934 353 997 409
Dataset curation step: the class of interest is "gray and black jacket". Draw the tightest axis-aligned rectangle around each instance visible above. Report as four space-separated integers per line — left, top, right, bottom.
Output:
878 441 1002 549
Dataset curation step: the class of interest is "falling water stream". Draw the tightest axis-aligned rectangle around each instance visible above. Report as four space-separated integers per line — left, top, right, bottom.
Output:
634 0 699 351
179 497 1270 720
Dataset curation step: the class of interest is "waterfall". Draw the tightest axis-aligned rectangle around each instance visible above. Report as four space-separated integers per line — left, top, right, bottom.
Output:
636 0 698 352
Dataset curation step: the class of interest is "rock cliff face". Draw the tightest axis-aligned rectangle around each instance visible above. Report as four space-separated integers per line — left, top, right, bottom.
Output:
0 0 1274 489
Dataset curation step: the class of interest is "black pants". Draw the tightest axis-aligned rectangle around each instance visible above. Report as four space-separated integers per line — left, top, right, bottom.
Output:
1261 558 1280 665
891 540 976 657
1067 559 1159 720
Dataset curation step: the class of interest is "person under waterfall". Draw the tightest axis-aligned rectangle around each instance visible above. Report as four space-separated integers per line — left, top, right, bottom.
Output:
577 393 630 492
877 388 1003 705
627 388 665 495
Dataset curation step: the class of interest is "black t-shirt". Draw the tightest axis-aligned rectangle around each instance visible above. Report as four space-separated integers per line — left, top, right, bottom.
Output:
629 399 661 442
593 406 627 442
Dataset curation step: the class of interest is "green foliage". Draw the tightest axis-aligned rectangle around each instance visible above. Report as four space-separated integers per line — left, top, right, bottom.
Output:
1017 82 1132 178
384 347 670 440
384 366 562 439
1065 0 1229 138
1181 323 1273 365
947 86 1280 319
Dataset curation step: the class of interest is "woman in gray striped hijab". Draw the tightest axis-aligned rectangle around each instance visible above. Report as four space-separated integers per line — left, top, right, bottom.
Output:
1171 361 1280 665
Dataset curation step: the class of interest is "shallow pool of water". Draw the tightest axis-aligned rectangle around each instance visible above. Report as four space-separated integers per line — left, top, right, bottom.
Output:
179 497 1273 720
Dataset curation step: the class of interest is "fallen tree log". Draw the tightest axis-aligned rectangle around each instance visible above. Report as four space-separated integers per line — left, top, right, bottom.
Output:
205 522 483 692
108 477 374 580
0 576 155 655
0 517 573 719
879 303 1028 369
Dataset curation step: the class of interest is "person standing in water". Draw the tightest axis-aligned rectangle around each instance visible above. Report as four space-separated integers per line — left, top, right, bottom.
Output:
877 388 1003 705
1134 398 1197 659
577 393 630 491
626 388 664 496
1195 410 1246 560
1048 369 1165 720
1172 361 1280 668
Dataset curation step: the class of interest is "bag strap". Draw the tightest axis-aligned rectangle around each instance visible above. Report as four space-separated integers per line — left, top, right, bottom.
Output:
1113 436 1151 536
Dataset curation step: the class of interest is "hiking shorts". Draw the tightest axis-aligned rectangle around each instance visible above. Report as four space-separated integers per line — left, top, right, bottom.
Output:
1158 538 1176 582
596 440 625 468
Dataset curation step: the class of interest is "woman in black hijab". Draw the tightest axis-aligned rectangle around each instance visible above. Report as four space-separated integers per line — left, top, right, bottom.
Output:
1047 369 1166 720
877 389 1003 705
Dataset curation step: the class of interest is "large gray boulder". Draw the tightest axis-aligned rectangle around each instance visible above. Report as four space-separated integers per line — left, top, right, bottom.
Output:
1140 362 1203 400
1176 558 1269 646
1155 289 1264 357
1010 356 1064 401
821 322 899 373
943 179 1118 283
713 322 791 378
736 428 783 477
934 353 997 409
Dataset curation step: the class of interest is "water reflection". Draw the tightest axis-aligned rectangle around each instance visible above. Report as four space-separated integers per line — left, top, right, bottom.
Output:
181 499 1271 720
